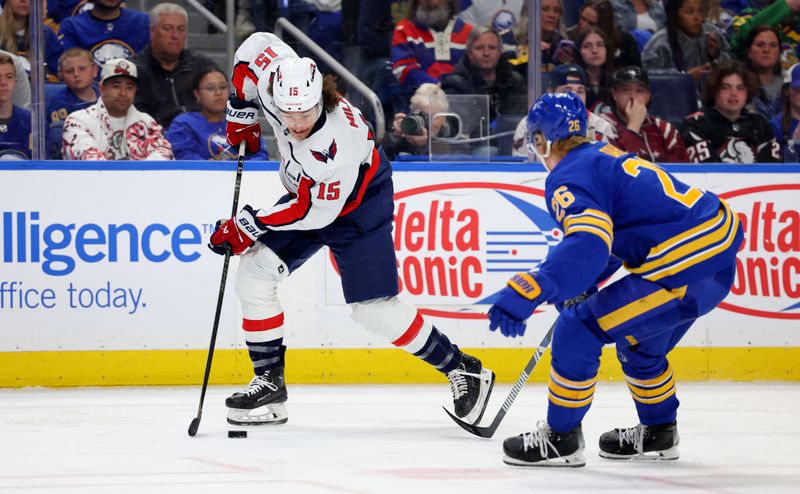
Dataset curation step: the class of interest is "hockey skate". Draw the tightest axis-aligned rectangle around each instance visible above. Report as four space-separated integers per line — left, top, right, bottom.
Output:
598 422 679 460
503 421 586 467
225 367 288 426
446 353 495 424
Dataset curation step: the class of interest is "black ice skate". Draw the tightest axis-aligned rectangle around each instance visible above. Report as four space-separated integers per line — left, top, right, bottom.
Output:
446 353 495 424
598 422 679 460
225 367 288 426
503 421 586 467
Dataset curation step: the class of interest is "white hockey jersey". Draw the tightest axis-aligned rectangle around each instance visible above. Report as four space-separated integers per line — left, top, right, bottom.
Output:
231 33 385 231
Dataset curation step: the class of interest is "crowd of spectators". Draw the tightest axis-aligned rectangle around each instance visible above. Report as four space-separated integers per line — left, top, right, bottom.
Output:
1 0 800 163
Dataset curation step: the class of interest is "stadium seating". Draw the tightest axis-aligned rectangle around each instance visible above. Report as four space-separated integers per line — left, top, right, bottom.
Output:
648 73 699 126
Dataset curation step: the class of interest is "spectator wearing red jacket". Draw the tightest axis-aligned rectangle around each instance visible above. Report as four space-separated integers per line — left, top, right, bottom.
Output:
600 65 690 163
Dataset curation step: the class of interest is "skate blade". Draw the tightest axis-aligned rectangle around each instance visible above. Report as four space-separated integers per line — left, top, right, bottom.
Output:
227 403 288 426
463 369 496 425
503 451 586 468
599 446 679 461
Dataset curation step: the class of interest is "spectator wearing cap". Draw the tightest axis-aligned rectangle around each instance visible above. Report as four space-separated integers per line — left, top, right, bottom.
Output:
62 58 174 160
600 65 690 162
770 62 800 161
680 60 781 163
134 3 220 129
511 64 615 157
440 26 527 121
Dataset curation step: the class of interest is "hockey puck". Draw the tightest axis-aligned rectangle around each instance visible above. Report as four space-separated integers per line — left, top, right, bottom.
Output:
228 430 247 438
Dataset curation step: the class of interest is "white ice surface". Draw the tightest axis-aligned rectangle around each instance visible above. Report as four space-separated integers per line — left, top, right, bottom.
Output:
1 382 798 494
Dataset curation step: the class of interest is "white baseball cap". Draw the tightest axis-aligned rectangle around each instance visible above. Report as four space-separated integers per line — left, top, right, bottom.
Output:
100 58 138 84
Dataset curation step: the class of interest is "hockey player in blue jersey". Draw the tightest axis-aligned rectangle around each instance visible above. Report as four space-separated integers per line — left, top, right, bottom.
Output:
490 92 743 467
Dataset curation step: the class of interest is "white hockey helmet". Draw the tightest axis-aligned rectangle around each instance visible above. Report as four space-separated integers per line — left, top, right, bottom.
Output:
272 57 323 113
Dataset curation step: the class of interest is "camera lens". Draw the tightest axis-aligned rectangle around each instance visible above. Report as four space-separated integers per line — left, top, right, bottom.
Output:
400 114 427 136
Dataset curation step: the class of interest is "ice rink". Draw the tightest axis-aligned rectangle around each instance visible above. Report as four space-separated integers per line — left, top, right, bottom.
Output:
2 382 798 493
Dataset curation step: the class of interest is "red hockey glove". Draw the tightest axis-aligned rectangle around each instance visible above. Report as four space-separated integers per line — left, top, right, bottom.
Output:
208 205 268 256
226 97 261 154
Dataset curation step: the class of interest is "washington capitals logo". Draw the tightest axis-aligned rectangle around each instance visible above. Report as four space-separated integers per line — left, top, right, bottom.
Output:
311 139 337 163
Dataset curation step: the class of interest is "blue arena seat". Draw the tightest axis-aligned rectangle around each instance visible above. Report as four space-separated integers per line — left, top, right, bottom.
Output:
648 73 699 126
44 83 66 110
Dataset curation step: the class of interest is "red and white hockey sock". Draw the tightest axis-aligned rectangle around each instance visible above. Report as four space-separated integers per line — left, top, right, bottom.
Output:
243 313 285 375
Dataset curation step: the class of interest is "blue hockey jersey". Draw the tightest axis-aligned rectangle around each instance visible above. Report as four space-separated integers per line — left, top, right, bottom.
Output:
0 106 32 159
58 9 149 70
165 112 269 161
46 84 98 124
535 141 742 303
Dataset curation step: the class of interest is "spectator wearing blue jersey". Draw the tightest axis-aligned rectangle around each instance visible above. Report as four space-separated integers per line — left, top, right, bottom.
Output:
0 53 31 159
770 63 800 161
0 0 63 78
48 48 99 125
59 0 149 72
166 67 268 161
46 48 99 159
47 0 94 24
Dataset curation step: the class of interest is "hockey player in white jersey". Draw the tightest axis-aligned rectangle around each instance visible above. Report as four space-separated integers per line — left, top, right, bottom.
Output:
209 33 495 426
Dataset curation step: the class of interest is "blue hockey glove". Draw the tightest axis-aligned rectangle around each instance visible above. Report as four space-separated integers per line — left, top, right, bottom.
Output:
488 304 528 337
488 272 546 338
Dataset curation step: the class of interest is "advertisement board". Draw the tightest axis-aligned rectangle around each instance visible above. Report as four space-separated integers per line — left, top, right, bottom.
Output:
1 162 798 385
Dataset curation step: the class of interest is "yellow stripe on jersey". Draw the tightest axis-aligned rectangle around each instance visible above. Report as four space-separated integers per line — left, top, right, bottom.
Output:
625 202 739 281
597 285 687 332
563 209 614 251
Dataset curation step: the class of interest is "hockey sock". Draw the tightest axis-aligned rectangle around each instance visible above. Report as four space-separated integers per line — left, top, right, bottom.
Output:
246 340 284 376
242 315 285 376
412 326 461 374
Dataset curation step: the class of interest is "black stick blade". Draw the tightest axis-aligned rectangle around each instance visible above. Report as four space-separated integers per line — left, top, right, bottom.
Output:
442 407 495 438
188 417 200 437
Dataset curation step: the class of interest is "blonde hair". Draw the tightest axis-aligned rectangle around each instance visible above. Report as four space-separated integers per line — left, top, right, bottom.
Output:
551 135 593 156
410 83 449 114
0 3 26 54
58 47 93 71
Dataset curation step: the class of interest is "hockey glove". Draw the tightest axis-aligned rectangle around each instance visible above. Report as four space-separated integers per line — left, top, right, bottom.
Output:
555 286 598 313
226 97 261 154
208 205 268 256
488 272 546 338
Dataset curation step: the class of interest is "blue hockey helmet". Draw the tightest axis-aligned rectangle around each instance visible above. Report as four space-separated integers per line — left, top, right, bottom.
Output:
526 91 588 156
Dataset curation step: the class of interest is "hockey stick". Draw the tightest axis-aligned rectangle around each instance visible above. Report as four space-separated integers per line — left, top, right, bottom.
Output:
188 142 246 437
444 320 556 438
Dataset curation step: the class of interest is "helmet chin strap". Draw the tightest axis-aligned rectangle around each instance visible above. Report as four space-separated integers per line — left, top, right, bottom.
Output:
528 140 554 172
